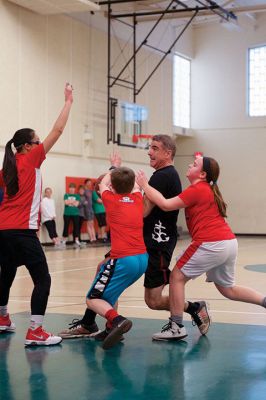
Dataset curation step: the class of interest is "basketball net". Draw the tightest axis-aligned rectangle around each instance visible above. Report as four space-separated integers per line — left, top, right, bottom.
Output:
132 134 153 149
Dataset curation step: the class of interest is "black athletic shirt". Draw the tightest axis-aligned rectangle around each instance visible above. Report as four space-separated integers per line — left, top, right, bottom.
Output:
143 165 182 252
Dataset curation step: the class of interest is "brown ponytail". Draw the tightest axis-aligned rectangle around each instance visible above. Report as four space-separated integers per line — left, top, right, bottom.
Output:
2 128 34 197
203 157 227 218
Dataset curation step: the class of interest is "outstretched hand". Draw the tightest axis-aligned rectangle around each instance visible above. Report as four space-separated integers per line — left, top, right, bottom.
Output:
136 170 148 189
110 151 121 168
65 83 73 103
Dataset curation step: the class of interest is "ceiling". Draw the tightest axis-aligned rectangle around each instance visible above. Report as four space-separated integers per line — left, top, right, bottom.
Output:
6 0 266 24
7 0 100 14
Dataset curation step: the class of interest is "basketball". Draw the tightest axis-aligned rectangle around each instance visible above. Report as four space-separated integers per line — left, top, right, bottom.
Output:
94 173 106 195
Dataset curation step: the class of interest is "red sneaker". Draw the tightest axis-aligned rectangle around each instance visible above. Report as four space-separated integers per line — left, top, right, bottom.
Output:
25 326 62 346
0 314 16 332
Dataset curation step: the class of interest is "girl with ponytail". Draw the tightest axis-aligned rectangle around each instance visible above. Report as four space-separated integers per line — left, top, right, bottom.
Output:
0 83 73 346
136 156 266 341
3 129 35 197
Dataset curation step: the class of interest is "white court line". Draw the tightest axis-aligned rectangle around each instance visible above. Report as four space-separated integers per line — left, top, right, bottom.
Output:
9 299 82 305
16 266 96 279
9 299 266 316
107 304 266 316
47 256 99 263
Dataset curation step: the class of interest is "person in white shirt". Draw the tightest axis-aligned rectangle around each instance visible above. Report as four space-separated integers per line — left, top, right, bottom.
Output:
41 187 61 246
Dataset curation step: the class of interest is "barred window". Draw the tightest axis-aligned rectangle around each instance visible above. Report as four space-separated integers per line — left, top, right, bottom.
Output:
248 45 266 117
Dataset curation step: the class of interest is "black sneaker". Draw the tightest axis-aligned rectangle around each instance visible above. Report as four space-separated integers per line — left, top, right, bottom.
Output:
58 319 100 339
102 316 132 350
95 329 109 341
95 328 124 342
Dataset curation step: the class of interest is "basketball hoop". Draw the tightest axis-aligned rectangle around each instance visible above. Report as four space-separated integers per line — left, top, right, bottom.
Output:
134 134 153 149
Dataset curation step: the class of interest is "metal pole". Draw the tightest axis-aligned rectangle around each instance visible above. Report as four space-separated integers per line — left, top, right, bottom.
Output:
107 2 111 144
110 0 176 88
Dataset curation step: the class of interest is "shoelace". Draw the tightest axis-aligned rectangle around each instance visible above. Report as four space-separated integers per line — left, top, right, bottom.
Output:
68 319 83 329
161 321 173 332
191 312 202 327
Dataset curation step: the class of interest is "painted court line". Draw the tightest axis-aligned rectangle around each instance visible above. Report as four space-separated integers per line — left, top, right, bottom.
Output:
10 299 266 316
117 305 266 315
16 266 96 279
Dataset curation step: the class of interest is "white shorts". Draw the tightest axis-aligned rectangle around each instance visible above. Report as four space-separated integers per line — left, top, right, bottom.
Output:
175 239 238 287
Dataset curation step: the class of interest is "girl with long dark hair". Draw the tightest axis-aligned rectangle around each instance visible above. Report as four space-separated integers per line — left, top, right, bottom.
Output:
0 83 73 346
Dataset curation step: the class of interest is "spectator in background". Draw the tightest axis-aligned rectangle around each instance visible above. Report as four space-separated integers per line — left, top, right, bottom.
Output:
77 185 88 247
92 185 108 243
62 183 81 248
84 179 96 243
41 187 62 247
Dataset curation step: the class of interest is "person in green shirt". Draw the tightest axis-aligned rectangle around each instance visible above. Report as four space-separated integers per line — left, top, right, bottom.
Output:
92 189 108 242
62 183 81 247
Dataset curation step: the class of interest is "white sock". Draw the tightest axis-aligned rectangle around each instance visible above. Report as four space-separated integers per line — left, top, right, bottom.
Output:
0 305 8 316
30 315 44 329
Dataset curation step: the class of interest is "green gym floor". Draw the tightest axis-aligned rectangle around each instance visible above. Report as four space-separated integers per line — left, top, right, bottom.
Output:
1 312 266 400
2 236 266 400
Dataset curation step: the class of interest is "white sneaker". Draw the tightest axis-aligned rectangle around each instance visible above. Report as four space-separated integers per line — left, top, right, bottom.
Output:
73 240 81 248
54 242 65 249
152 319 187 341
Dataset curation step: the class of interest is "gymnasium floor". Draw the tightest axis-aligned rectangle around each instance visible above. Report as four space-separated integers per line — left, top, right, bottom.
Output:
1 235 266 400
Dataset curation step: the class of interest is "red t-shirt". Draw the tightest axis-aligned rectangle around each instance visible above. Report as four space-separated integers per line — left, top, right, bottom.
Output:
179 181 235 242
102 190 146 258
0 144 46 230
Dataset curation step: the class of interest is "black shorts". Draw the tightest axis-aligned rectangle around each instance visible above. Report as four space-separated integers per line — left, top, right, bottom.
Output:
95 212 106 228
144 248 172 289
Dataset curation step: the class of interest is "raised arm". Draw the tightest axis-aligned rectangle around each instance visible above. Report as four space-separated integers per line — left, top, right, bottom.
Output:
109 151 122 168
42 83 73 154
136 170 185 211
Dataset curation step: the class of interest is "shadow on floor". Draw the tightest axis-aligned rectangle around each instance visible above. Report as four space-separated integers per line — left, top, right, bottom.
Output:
1 312 266 400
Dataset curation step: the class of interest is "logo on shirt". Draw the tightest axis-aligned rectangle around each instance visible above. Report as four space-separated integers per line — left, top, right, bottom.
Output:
152 220 169 243
119 196 134 203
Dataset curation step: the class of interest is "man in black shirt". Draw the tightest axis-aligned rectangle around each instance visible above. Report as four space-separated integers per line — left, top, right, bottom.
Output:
143 135 182 308
142 135 210 337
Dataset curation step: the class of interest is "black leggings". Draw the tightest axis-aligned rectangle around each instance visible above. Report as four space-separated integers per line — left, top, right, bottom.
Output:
43 220 58 240
62 215 79 240
0 230 51 315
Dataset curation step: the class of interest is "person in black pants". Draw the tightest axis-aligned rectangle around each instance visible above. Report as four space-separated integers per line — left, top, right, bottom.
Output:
41 187 62 247
0 83 73 346
62 183 81 247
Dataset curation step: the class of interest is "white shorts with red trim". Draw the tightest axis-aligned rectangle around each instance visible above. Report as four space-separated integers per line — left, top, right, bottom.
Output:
175 239 238 287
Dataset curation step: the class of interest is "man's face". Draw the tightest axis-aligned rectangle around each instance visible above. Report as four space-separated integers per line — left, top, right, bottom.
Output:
147 140 172 170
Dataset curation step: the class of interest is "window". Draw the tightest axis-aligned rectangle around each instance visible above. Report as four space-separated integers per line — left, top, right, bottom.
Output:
248 45 266 117
173 54 191 129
